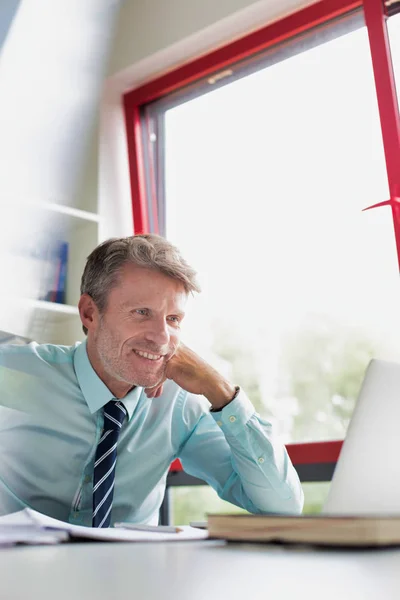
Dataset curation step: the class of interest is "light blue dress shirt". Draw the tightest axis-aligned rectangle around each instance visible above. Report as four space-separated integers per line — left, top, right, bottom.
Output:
0 340 303 526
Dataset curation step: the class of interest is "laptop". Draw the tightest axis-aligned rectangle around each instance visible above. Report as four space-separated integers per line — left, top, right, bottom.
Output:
323 358 400 515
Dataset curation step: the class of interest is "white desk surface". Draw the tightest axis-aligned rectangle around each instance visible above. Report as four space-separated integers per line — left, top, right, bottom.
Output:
1 540 400 600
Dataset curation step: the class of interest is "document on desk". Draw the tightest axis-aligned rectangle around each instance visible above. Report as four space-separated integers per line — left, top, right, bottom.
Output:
0 510 69 546
0 508 209 544
0 525 68 547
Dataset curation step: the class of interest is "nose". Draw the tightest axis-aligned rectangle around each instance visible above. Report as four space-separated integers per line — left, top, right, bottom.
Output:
143 317 170 348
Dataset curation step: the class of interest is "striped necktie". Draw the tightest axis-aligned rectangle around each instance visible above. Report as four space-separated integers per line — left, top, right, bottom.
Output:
92 400 127 528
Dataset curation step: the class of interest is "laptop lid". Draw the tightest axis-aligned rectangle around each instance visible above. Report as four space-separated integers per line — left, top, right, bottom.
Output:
323 359 400 515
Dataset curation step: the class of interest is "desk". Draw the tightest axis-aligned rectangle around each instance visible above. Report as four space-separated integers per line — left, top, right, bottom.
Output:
1 540 399 600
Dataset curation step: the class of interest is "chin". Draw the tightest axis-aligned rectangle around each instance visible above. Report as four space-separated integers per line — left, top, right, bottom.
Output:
126 371 163 389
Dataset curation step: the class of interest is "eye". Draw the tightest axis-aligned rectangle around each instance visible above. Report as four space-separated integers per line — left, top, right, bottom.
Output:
135 309 149 316
168 316 181 324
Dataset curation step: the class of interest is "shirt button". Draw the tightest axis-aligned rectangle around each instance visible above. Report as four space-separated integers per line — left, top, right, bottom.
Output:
216 420 223 427
258 457 265 464
84 475 91 484
229 416 236 423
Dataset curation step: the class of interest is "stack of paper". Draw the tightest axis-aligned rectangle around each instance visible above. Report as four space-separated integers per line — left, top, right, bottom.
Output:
0 525 69 547
0 508 209 547
0 510 68 546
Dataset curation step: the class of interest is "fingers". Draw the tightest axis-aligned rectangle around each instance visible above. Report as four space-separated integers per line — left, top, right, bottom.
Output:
144 378 165 398
154 384 164 398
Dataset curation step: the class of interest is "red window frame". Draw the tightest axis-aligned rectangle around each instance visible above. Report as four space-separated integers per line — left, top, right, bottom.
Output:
123 0 400 472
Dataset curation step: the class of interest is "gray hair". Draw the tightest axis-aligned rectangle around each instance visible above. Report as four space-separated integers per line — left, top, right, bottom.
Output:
80 234 201 334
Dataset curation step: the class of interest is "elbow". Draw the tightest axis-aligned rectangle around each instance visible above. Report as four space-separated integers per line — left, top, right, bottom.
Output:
244 482 304 516
281 471 304 515
280 459 304 515
268 488 304 516
287 484 304 515
261 478 305 516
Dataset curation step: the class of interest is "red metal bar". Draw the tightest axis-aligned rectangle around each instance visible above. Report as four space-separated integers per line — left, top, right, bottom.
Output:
124 0 361 109
286 440 343 464
363 0 400 196
123 102 150 233
170 459 183 472
363 0 400 268
169 440 343 473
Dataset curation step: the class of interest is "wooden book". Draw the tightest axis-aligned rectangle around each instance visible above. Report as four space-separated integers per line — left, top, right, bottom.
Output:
207 513 400 547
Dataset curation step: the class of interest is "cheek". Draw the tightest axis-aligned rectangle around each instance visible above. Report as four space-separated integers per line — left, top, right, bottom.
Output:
118 320 142 340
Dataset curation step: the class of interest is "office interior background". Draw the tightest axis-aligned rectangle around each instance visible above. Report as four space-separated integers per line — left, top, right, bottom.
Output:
1 0 400 524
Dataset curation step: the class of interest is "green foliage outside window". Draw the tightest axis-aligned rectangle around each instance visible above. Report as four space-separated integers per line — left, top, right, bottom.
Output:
171 315 378 525
171 482 331 525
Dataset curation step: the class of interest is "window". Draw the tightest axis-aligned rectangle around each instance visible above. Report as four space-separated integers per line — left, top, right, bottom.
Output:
388 12 400 109
125 1 400 524
148 15 399 444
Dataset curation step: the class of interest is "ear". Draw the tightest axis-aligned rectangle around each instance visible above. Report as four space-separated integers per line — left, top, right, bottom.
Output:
78 294 100 333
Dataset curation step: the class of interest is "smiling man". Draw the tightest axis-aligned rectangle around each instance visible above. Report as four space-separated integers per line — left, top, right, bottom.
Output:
0 234 303 527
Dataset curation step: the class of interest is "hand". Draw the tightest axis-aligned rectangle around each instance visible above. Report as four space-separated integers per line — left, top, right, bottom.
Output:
144 381 165 399
144 343 207 399
145 343 237 410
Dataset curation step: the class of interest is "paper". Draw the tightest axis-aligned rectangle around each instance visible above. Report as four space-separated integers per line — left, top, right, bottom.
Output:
0 509 36 526
32 509 209 542
0 508 209 544
0 526 68 546
0 510 69 546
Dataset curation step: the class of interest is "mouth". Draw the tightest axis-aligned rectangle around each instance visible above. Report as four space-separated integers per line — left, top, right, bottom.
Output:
132 349 164 362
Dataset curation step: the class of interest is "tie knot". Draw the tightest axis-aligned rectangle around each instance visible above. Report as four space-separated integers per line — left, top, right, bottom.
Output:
103 400 127 430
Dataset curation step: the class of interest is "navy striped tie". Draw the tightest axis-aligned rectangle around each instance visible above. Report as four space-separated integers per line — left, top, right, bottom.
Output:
92 400 127 528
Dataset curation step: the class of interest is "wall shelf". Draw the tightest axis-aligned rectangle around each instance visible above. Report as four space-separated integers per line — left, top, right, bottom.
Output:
38 202 102 224
0 123 110 345
26 299 79 316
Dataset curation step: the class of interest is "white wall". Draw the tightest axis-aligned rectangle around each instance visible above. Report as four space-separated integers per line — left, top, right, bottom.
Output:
100 0 317 239
108 0 316 77
0 0 122 340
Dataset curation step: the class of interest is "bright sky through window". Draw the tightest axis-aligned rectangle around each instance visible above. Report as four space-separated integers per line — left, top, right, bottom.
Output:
164 22 400 442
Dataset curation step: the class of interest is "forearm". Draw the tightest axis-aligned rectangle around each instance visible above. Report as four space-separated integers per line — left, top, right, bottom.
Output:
179 390 304 515
211 393 304 514
217 435 304 515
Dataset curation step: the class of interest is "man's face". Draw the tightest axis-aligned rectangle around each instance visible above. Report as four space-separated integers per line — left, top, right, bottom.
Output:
90 264 187 390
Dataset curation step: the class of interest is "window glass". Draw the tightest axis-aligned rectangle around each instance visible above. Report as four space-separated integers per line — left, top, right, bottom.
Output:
164 23 399 448
388 12 400 110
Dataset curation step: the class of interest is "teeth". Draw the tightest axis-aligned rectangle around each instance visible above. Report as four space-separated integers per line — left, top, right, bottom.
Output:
135 350 162 360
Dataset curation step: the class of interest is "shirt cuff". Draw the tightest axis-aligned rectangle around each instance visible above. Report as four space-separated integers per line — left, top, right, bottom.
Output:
209 389 255 432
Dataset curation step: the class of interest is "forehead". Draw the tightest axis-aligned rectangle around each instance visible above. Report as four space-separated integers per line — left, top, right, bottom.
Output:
110 264 188 308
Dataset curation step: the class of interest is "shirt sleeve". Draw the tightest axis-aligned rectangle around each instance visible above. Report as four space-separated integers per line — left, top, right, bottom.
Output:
176 389 304 515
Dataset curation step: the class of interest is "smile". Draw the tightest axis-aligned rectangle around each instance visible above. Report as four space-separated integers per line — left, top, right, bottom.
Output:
133 350 163 361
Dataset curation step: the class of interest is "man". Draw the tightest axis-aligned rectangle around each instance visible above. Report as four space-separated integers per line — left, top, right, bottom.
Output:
0 234 303 527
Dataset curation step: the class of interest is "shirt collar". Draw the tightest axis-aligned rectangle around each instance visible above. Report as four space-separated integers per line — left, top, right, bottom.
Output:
73 340 142 420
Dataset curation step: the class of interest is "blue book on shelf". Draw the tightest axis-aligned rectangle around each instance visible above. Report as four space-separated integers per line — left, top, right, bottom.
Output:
54 241 68 304
44 241 69 304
